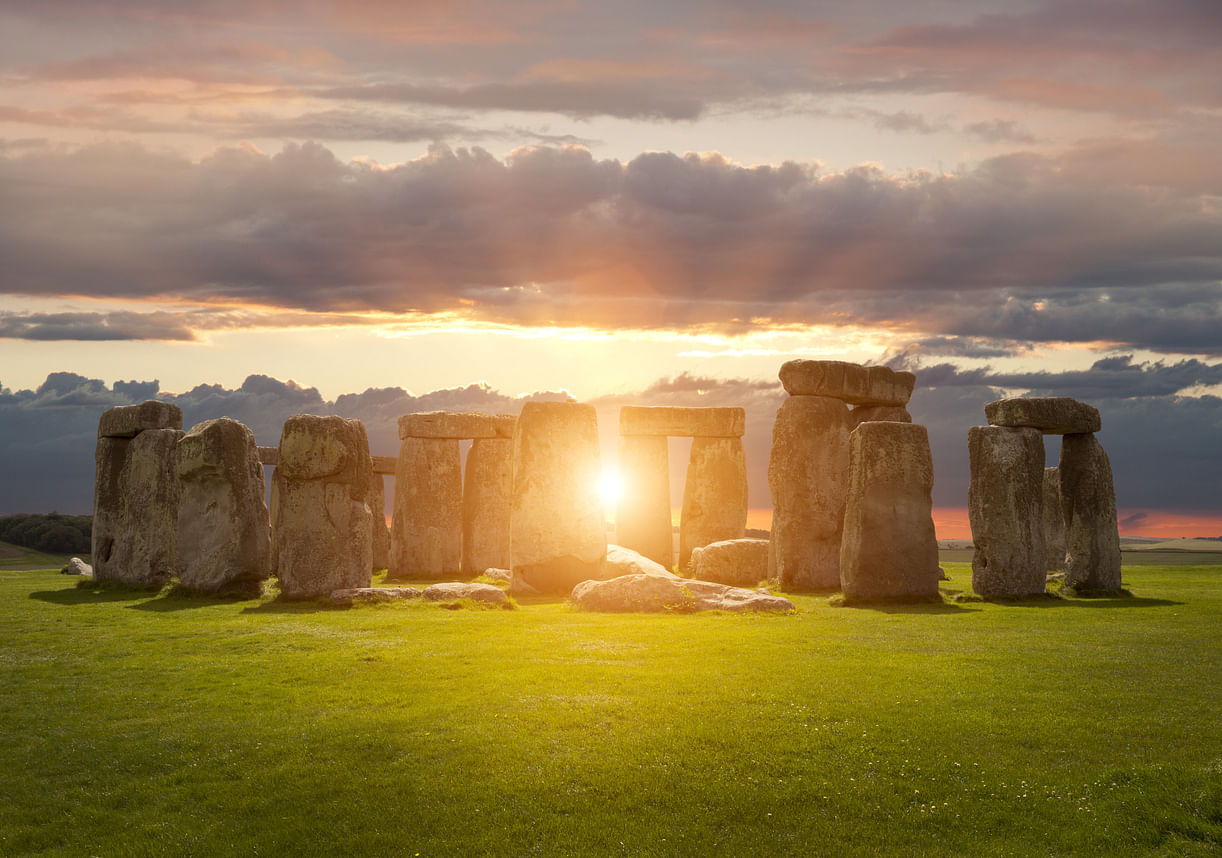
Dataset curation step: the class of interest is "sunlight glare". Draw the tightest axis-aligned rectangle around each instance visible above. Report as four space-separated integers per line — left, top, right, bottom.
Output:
598 469 624 507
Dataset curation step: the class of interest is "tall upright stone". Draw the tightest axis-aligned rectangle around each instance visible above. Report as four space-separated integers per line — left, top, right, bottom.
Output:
840 422 940 600
767 395 851 590
967 425 1047 597
511 401 605 593
175 417 270 595
616 435 673 568
371 474 389 571
1043 467 1066 572
274 414 373 599
390 437 462 578
92 401 183 587
679 437 748 568
462 436 513 575
1059 433 1122 592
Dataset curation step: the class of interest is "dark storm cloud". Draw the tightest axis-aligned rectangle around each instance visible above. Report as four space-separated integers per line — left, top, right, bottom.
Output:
1 140 1219 353
902 356 1222 399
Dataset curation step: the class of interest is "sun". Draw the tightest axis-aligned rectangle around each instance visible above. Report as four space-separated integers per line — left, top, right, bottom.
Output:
598 469 624 506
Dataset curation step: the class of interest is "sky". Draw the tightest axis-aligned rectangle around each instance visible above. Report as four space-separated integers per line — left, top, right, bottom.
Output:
1 0 1220 536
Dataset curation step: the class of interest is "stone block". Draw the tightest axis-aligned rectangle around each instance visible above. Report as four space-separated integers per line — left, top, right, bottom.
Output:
767 395 851 590
840 422 940 600
967 426 1047 597
619 406 745 438
1043 467 1066 572
1060 433 1122 592
570 575 794 613
692 538 770 587
371 474 389 571
779 360 915 406
615 434 673 567
985 397 1101 435
390 437 462 577
398 411 515 440
851 405 911 425
679 437 747 568
462 437 513 576
97 400 182 438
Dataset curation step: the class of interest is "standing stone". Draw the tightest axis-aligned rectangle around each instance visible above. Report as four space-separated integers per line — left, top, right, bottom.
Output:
1043 467 1066 572
967 425 1047 597
840 422 940 600
175 417 270 595
371 474 389 571
615 435 673 568
511 401 605 594
679 437 748 568
274 415 373 599
1059 433 1122 592
462 437 513 576
92 421 182 588
390 437 462 578
767 395 851 591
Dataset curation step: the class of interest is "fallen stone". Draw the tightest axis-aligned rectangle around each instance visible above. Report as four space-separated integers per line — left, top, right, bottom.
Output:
615 434 673 567
481 567 511 582
398 411 515 440
984 397 1101 435
679 436 748 568
330 587 423 605
570 574 795 613
462 437 513 576
603 544 678 579
767 395 851 591
691 538 770 587
97 400 182 438
1060 433 1122 592
851 405 912 425
390 437 462 577
967 425 1047 597
1043 467 1066 572
510 401 606 593
92 427 182 587
840 422 940 600
779 360 916 406
274 415 373 599
62 557 92 576
618 406 745 438
176 417 271 596
422 581 510 605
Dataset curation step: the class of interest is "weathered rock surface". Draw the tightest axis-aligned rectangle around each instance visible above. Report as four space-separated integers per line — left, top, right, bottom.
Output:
1043 467 1066 572
967 425 1047 597
985 397 1101 435
461 437 513 576
510 401 606 593
371 474 389 570
767 395 851 591
691 538 770 587
571 574 794 613
62 557 92 576
422 581 510 605
679 437 748 567
619 406 745 438
481 567 511 582
398 411 515 440
615 434 673 567
175 417 270 595
603 544 678 579
1059 433 1122 592
779 360 916 406
840 422 940 600
851 406 912 425
274 414 373 599
92 426 182 587
330 587 423 605
97 400 182 438
391 437 462 577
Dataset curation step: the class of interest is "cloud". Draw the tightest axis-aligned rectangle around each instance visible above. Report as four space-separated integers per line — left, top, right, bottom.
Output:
2 140 1220 355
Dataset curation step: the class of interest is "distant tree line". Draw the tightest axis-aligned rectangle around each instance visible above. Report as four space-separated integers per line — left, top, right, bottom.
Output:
0 513 92 554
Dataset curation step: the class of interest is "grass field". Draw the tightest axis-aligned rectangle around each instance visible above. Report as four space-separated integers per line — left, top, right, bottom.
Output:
1 563 1219 857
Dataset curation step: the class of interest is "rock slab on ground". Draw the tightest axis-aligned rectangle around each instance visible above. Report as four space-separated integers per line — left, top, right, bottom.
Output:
967 425 1048 597
176 417 271 595
985 397 1101 435
62 557 92 576
422 581 510 605
839 422 940 600
330 587 423 605
570 574 794 613
779 360 915 406
691 538 770 587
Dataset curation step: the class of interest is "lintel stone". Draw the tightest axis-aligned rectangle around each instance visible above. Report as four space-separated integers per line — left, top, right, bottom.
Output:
98 400 182 438
398 411 515 440
779 360 915 406
985 397 1101 435
619 406 745 438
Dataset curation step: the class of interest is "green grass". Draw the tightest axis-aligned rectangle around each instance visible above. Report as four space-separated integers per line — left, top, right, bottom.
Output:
1 564 1220 857
0 539 85 571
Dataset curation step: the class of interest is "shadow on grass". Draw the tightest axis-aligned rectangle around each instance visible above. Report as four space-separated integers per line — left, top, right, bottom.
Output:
1013 594 1181 609
127 587 262 612
239 597 339 615
28 586 154 606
